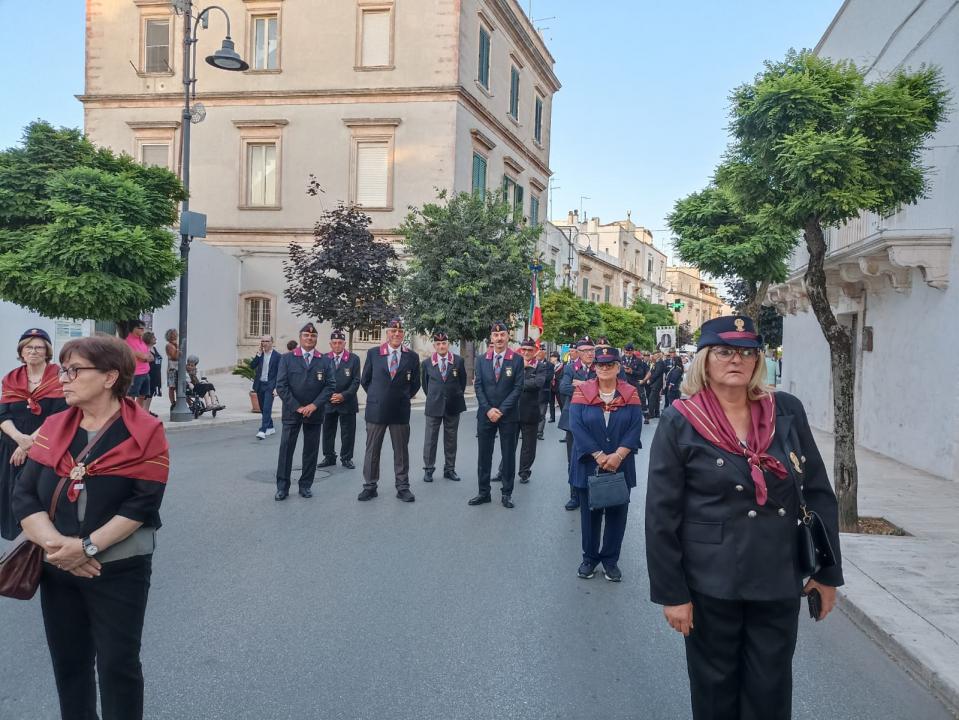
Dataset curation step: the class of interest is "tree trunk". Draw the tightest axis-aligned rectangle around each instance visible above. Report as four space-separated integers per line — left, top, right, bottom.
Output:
742 278 771 331
347 327 354 353
803 219 859 532
462 340 477 384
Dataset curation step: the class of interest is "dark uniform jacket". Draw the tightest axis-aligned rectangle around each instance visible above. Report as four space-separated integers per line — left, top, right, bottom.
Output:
519 360 550 425
622 354 643 386
557 360 596 432
421 352 468 417
664 364 684 399
250 350 281 393
645 391 844 605
648 359 667 390
474 347 524 424
361 343 421 425
568 380 644 489
324 350 362 415
276 348 335 424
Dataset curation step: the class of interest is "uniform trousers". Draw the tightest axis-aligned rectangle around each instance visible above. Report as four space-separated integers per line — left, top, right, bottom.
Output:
549 390 560 421
422 414 460 473
255 388 275 433
576 487 629 566
647 384 663 418
684 590 801 720
537 401 549 435
565 431 577 500
40 555 152 720
476 419 519 497
518 422 540 479
363 422 411 490
275 417 321 492
321 411 356 462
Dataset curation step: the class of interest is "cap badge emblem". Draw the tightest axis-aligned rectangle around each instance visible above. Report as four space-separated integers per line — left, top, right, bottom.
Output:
734 318 745 332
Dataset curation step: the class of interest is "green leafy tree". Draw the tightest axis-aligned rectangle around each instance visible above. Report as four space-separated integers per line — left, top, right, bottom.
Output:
0 121 185 321
632 296 676 350
540 288 602 344
283 200 398 351
668 183 793 325
728 277 783 347
596 304 645 348
721 50 948 530
398 190 540 375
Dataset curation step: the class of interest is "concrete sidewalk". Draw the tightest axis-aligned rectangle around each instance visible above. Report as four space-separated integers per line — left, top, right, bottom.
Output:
811 427 959 716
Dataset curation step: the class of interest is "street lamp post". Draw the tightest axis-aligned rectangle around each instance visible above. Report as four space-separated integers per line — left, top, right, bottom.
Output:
170 1 248 422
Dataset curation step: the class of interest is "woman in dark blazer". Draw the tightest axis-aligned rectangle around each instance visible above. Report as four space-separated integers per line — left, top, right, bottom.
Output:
568 345 643 582
645 316 843 720
663 356 684 408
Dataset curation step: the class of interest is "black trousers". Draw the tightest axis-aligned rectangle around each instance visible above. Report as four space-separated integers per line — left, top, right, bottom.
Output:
576 487 629 566
518 421 539 478
565 431 576 499
684 590 801 720
321 411 356 462
647 384 663 417
40 556 152 720
549 390 560 420
476 419 519 497
275 417 321 491
537 401 549 435
423 413 460 473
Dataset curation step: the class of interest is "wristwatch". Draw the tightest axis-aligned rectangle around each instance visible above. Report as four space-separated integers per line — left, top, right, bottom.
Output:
82 536 99 557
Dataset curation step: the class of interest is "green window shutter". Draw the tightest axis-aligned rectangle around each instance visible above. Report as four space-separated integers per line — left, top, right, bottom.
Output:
514 184 524 218
530 195 540 227
582 278 589 299
509 66 520 118
471 153 487 198
534 96 543 142
478 28 490 87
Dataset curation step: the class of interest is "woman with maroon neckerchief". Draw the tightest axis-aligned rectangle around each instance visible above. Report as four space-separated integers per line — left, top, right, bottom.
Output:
13 334 169 720
0 328 67 540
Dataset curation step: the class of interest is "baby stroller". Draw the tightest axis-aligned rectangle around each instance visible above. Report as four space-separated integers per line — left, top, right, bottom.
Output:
185 356 225 418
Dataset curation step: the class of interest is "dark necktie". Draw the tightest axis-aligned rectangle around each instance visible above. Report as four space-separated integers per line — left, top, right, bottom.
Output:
494 354 502 381
389 350 399 378
440 356 448 380
303 351 311 366
334 354 341 370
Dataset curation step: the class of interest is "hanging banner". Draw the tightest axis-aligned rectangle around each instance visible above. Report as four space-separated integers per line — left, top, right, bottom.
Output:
656 326 677 350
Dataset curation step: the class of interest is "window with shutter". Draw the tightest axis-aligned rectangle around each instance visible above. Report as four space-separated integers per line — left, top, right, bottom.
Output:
252 15 279 70
144 19 170 73
502 175 516 210
356 142 390 207
529 195 540 227
247 143 278 206
582 278 589 299
509 66 520 119
140 144 169 169
534 95 543 143
471 153 488 198
360 9 391 67
514 184 524 217
478 27 491 88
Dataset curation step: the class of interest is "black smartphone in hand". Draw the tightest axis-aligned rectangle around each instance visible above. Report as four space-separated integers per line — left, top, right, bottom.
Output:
807 588 822 621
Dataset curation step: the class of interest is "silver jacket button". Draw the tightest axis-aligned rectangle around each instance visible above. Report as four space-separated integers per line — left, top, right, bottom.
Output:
735 484 744 492
778 508 787 517
801 455 806 463
747 510 757 519
716 458 725 467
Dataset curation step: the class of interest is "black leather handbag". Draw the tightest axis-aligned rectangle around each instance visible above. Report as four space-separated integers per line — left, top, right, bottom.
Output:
586 471 629 511
789 460 837 576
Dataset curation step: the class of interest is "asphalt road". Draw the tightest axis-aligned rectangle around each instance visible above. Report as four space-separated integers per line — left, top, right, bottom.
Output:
0 411 953 720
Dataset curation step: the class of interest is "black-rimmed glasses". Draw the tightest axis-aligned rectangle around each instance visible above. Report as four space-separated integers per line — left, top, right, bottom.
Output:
57 366 100 381
710 347 759 360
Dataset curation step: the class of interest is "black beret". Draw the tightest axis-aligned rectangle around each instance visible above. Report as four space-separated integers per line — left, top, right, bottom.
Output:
20 328 52 345
330 330 346 340
300 322 318 334
432 330 449 341
387 317 404 329
490 321 509 333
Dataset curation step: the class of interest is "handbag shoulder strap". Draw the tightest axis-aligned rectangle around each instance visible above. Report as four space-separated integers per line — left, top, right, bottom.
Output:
48 408 121 522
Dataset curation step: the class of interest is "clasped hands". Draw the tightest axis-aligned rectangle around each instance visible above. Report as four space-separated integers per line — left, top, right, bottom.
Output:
486 408 504 423
45 537 101 578
296 403 318 418
593 450 624 472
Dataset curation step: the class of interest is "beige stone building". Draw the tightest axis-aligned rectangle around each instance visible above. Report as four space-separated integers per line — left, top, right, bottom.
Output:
664 266 729 329
80 0 559 368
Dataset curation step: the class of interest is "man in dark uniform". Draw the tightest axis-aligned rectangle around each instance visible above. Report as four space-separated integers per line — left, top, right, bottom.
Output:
635 349 652 423
319 329 361 469
647 351 667 419
536 347 552 440
469 321 524 509
518 339 550 481
358 318 421 503
421 330 467 483
547 350 563 423
664 354 684 408
557 344 577 443
558 337 596 510
274 322 336 500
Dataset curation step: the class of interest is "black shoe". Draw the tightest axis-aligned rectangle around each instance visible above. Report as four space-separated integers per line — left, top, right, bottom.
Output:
644 419 650 425
548 418 555 423
501 495 515 509
519 475 530 484
577 561 597 579
565 497 580 511
490 475 502 483
537 433 545 440
274 490 288 501
396 489 416 502
299 487 313 499
423 471 434 483
604 564 623 582
318 457 337 468
341 459 355 469
468 495 492 506
357 488 378 501
443 470 461 482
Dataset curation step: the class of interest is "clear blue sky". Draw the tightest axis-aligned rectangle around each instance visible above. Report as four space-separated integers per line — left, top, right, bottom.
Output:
1 0 844 252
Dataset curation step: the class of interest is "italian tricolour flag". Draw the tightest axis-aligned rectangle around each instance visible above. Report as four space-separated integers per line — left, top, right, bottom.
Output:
530 268 543 342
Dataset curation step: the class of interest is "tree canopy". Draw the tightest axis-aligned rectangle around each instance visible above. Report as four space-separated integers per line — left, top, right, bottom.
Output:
540 288 602 344
283 201 398 349
398 190 541 343
595 303 645 348
632 296 676 350
0 121 185 321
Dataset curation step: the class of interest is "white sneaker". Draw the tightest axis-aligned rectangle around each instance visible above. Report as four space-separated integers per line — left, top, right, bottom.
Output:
256 431 266 439
265 428 276 436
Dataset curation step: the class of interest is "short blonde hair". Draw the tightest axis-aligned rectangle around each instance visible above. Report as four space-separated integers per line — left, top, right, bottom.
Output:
681 347 771 401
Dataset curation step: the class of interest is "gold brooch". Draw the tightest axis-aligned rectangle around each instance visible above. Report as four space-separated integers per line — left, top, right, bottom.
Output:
789 451 803 474
69 463 87 482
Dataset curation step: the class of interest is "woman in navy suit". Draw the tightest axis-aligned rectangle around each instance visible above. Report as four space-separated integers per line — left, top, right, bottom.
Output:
568 345 643 582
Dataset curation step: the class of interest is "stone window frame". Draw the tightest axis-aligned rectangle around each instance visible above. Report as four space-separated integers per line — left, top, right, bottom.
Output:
355 0 396 72
135 0 175 77
243 0 285 74
240 291 276 342
344 118 400 212
234 119 288 211
127 120 180 171
476 11 496 97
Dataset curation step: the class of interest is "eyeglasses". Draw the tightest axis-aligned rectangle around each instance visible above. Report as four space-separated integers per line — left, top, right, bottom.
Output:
57 366 101 382
595 362 617 369
22 345 47 354
710 347 759 360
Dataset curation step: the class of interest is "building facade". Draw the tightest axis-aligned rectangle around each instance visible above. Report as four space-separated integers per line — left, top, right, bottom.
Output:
13 0 558 374
767 0 959 479
664 266 728 328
